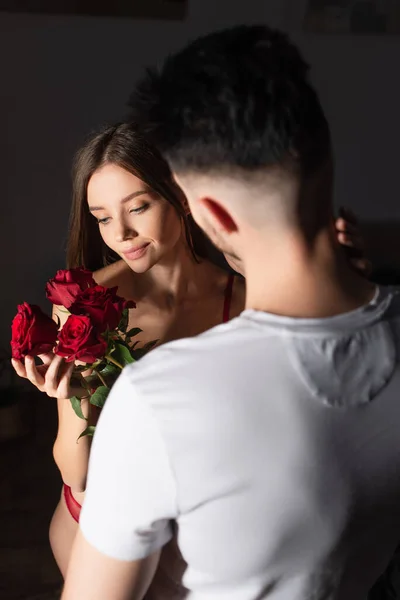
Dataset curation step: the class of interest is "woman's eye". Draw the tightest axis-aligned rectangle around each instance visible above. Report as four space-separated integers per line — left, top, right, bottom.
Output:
97 217 110 225
130 203 149 215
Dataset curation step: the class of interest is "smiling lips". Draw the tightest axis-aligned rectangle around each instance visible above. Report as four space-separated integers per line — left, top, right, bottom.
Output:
122 243 150 261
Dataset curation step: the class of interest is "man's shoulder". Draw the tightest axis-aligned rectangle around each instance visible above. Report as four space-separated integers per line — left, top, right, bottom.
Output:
138 314 245 357
123 315 256 394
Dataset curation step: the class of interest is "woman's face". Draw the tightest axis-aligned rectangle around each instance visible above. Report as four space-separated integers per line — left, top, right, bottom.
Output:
87 164 183 273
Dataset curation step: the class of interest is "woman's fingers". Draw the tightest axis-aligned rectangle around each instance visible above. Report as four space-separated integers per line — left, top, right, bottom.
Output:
336 209 370 276
335 217 357 235
24 354 65 397
38 352 55 366
337 231 364 249
336 209 365 251
24 356 46 389
44 356 86 399
13 354 86 399
44 354 68 396
11 358 28 379
57 361 76 399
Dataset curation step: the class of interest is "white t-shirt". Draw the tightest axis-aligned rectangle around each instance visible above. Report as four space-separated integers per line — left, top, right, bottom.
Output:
80 286 400 600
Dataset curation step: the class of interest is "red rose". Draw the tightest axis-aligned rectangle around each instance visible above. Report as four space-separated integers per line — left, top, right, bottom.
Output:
11 303 58 360
56 315 107 363
69 286 135 333
46 267 96 308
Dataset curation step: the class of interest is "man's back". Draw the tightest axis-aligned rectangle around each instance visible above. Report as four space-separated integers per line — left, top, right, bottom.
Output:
59 23 398 600
81 286 400 599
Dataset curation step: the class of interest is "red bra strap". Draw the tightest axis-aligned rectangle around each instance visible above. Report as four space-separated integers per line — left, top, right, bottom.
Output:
222 274 235 323
63 484 82 523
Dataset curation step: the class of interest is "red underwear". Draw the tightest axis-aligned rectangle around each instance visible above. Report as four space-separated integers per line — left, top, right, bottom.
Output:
63 484 82 523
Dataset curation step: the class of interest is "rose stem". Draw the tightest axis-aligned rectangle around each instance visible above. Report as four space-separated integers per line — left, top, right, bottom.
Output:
94 369 108 389
105 355 124 370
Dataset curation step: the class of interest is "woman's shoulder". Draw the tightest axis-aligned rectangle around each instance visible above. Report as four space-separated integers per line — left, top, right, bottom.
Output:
93 260 135 297
201 259 245 316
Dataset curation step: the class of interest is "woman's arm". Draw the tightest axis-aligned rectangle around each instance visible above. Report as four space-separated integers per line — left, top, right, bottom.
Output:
52 391 92 493
12 263 134 492
51 304 96 492
12 304 95 492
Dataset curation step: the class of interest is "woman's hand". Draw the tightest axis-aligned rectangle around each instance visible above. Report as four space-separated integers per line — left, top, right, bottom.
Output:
335 207 371 275
11 353 87 399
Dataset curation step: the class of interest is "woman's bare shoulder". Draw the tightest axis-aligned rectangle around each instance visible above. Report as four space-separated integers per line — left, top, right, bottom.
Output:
201 259 246 315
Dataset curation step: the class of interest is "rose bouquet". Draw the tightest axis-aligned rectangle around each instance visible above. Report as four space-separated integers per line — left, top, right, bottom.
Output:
11 267 156 438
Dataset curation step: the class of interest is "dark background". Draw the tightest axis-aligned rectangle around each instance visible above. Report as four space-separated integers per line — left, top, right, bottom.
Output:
0 1 400 598
0 0 187 20
1 0 400 351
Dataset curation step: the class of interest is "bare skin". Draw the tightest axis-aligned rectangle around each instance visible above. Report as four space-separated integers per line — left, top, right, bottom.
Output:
12 163 364 593
14 257 245 582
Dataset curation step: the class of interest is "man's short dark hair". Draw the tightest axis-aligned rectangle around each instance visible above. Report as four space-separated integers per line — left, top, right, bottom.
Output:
128 24 331 179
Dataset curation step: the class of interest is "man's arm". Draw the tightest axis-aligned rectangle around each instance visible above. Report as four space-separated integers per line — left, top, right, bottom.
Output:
61 366 178 599
61 529 160 600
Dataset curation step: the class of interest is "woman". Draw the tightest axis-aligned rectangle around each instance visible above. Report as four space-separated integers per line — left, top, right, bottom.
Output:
12 123 243 584
12 123 362 592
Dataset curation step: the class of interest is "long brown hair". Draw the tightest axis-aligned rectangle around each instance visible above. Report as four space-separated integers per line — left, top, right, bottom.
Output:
67 123 202 270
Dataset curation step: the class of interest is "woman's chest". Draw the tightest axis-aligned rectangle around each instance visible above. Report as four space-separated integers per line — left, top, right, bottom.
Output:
126 296 227 347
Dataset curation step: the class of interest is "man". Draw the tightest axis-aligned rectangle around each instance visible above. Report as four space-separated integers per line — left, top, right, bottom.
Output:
62 25 400 600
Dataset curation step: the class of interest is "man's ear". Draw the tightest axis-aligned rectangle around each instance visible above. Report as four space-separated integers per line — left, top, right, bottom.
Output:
199 198 238 234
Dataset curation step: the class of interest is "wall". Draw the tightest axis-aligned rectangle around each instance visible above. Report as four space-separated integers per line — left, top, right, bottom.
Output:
285 1 400 266
288 18 400 221
0 0 276 347
1 0 399 347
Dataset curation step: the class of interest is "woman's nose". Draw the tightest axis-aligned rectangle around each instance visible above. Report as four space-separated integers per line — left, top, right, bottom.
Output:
115 220 137 243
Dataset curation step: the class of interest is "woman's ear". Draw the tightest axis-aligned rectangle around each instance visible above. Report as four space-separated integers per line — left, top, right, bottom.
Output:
199 197 238 234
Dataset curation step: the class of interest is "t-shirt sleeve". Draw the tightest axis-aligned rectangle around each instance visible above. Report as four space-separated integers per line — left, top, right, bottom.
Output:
79 367 178 561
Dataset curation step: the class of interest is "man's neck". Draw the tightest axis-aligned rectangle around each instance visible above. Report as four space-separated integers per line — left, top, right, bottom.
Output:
243 227 376 318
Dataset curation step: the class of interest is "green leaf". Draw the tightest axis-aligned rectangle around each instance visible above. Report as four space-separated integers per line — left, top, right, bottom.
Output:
90 385 109 409
143 339 159 352
133 339 159 360
94 363 119 388
91 358 105 369
125 327 142 339
82 373 100 389
70 396 87 420
112 342 135 366
77 425 96 440
99 363 120 378
117 308 129 334
72 364 91 373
